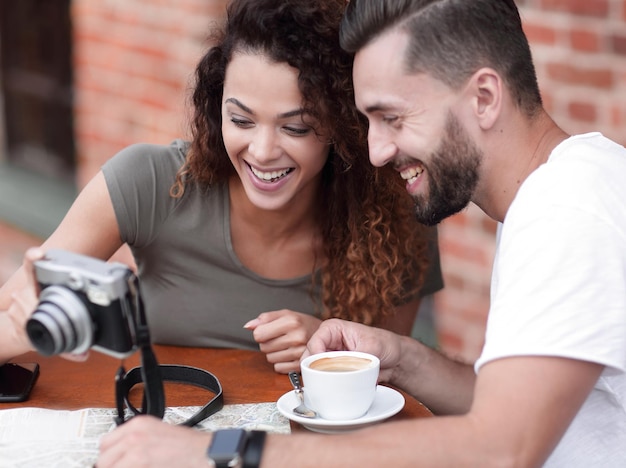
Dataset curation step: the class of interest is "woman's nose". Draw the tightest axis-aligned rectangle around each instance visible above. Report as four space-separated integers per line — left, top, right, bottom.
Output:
248 128 280 162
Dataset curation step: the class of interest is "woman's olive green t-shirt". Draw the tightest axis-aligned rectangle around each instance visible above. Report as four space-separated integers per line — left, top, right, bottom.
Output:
102 140 443 350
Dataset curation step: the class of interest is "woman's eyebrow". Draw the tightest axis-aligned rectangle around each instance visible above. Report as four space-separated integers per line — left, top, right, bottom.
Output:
224 97 307 120
225 97 254 115
278 109 307 119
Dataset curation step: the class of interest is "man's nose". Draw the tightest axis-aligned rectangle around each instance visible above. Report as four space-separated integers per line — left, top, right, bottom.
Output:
368 127 397 167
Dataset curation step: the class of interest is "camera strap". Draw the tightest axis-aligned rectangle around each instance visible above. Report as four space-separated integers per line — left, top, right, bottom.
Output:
114 363 224 427
113 276 224 427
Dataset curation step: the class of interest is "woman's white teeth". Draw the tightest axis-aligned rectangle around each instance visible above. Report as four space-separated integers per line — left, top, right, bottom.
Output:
250 166 291 182
400 166 423 185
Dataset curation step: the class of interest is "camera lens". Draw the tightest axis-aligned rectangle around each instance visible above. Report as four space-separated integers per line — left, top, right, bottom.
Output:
26 286 94 356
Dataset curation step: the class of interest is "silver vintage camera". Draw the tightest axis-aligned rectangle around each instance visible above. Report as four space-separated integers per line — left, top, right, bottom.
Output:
26 249 139 359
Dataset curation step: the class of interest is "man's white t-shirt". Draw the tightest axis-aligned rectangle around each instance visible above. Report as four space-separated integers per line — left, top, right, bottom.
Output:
475 133 626 466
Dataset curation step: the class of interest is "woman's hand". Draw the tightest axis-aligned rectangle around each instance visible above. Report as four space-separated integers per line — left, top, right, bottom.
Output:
6 286 38 350
0 248 45 360
244 310 322 374
6 247 88 362
0 287 38 363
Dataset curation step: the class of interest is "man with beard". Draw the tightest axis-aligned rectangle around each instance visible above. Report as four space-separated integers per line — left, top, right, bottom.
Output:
97 1 626 467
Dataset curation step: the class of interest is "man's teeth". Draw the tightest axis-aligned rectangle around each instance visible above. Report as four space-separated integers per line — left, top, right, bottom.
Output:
250 166 291 182
400 167 423 185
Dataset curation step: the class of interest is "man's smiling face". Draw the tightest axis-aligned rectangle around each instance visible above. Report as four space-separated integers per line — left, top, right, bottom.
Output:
353 29 482 225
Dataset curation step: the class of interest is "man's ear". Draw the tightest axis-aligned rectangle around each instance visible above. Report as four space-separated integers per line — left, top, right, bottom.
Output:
468 67 502 131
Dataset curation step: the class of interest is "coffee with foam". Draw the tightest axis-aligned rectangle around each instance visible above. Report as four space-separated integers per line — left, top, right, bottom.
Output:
308 355 373 372
301 351 380 420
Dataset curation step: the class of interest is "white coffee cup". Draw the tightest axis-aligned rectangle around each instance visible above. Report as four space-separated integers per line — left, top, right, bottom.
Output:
300 350 380 420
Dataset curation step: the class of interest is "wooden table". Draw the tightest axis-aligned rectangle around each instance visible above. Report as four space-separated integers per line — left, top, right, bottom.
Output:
2 345 432 427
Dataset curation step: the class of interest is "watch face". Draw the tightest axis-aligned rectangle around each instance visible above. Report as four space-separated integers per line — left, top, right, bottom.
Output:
208 429 248 466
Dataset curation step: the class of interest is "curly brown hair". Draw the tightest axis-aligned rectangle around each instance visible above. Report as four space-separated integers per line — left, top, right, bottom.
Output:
172 0 430 326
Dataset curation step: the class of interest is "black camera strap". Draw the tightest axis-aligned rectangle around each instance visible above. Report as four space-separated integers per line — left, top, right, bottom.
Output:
113 277 224 427
114 363 224 427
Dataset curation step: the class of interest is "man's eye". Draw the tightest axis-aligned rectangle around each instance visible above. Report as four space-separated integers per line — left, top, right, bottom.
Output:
382 115 398 124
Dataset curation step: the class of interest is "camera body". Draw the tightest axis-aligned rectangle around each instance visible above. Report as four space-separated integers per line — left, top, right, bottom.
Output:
26 249 139 359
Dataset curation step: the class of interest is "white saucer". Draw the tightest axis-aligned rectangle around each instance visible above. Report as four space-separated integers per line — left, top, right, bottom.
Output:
276 385 405 434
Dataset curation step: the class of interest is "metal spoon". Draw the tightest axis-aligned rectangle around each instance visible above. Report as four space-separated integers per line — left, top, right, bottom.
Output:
288 371 317 418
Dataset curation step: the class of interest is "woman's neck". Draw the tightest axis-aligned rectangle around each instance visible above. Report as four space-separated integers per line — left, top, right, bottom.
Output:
227 176 324 279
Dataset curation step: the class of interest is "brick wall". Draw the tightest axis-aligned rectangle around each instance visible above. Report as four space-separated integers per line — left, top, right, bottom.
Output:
71 0 230 187
1 1 625 364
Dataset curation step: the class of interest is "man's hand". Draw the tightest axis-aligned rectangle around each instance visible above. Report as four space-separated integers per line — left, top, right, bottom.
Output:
98 416 211 468
304 318 404 382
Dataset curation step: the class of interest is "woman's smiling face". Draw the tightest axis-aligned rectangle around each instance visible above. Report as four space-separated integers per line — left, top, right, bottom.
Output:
221 51 330 212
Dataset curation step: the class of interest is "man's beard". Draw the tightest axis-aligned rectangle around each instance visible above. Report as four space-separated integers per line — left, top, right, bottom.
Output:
412 113 481 226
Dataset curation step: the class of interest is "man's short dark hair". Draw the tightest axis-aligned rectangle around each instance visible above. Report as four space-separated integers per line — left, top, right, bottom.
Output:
340 0 542 117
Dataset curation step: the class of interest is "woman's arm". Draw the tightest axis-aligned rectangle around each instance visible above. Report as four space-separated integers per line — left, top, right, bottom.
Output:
0 171 125 363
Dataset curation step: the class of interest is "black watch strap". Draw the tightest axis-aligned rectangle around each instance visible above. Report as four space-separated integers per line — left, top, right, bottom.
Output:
242 431 266 468
208 429 249 468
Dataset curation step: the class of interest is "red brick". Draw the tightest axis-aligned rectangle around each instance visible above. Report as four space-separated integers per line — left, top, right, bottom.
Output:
546 62 614 88
570 28 601 52
610 105 625 127
568 101 598 122
437 330 465 357
481 217 499 236
541 0 610 17
442 212 469 228
611 34 626 56
523 22 558 45
440 239 490 265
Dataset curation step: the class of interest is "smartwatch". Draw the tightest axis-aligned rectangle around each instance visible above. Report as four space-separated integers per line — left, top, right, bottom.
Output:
207 429 249 468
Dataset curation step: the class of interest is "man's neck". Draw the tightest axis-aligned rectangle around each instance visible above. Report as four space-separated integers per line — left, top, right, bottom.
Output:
474 110 569 222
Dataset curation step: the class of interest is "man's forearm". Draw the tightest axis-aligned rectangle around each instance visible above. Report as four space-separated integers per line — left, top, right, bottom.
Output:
260 416 486 468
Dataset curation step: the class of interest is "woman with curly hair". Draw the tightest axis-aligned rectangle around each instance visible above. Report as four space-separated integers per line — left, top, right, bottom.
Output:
0 0 442 373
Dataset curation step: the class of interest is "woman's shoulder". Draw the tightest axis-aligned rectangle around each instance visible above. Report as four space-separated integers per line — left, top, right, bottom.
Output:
106 139 189 171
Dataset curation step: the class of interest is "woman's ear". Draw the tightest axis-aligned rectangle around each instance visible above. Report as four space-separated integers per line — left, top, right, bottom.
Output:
469 67 502 131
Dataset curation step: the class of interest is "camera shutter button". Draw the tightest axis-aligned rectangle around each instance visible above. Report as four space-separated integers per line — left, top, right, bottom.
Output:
67 273 84 290
87 287 111 307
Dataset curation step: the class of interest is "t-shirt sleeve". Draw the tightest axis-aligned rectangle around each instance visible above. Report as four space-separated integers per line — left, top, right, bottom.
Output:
101 141 186 248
